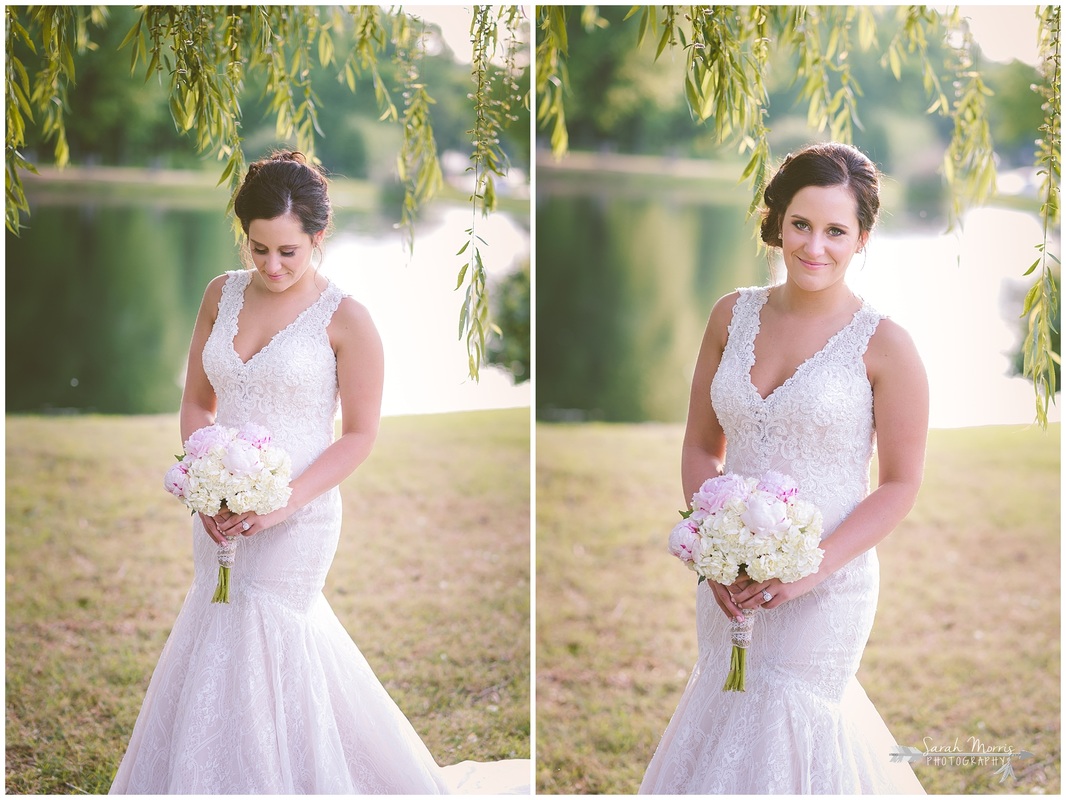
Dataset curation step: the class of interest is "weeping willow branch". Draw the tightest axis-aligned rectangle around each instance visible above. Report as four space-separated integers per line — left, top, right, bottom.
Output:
1022 5 1061 428
458 5 526 380
395 13 442 256
6 6 108 233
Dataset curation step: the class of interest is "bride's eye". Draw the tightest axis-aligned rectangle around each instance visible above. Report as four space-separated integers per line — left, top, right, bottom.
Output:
828 227 846 237
281 251 296 258
792 220 810 231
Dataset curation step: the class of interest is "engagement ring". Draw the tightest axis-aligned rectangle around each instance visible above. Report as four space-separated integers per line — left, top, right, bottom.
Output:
761 590 773 603
242 520 251 531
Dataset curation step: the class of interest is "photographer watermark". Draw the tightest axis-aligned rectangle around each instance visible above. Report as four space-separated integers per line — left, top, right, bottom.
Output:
891 737 1034 783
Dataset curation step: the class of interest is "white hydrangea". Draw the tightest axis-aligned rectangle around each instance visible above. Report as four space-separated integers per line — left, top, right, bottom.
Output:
164 424 292 518
669 471 824 588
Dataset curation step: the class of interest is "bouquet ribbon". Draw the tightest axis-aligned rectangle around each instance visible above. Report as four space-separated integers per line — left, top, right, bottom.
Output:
723 609 754 691
212 536 237 603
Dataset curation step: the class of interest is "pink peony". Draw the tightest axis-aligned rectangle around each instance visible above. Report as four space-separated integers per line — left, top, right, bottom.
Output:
183 425 231 459
668 518 701 563
756 470 799 502
692 473 751 514
163 461 189 498
741 493 790 537
237 422 273 450
222 439 263 477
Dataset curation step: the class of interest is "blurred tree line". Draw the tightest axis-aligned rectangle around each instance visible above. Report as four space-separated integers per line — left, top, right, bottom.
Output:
12 6 529 182
542 6 1042 191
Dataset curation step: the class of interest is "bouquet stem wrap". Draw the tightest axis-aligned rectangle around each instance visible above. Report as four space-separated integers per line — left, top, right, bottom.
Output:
212 536 237 604
722 609 754 691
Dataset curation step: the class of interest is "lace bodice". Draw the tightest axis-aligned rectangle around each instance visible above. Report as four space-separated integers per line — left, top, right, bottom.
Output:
711 286 884 534
201 269 344 477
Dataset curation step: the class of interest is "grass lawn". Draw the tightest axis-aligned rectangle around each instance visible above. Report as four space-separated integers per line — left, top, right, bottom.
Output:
6 408 530 794
536 422 1059 794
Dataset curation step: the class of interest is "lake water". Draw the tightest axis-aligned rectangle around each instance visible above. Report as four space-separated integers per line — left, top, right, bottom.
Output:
6 186 530 417
536 168 1059 430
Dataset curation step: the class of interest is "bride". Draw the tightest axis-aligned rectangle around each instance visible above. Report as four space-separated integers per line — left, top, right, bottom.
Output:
110 151 528 794
640 143 928 794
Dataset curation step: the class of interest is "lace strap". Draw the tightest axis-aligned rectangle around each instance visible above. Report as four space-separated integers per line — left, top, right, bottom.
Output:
723 286 768 363
215 270 251 331
302 280 347 331
830 303 885 362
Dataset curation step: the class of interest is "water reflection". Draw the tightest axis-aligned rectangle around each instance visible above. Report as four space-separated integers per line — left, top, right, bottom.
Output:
537 192 757 422
7 204 232 413
7 194 530 417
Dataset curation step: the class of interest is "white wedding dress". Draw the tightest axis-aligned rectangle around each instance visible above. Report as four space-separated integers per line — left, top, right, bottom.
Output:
640 286 924 794
110 269 529 794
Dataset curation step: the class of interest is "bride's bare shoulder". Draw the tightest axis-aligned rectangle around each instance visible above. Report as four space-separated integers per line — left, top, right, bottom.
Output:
704 290 742 344
866 317 926 384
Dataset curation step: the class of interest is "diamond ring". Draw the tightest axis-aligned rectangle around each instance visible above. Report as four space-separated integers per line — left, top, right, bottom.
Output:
242 520 251 531
761 590 773 603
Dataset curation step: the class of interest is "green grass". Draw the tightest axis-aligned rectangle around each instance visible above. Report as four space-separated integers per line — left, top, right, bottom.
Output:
6 409 530 794
536 422 1060 795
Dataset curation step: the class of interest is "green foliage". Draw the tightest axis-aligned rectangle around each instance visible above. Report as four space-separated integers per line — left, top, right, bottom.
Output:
459 6 527 380
535 6 570 157
394 14 443 252
536 4 1060 427
941 15 997 228
487 260 530 384
6 5 530 380
6 6 108 232
1021 5 1062 428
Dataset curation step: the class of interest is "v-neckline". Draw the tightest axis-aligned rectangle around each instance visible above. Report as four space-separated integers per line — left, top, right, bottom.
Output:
747 288 865 403
231 272 329 366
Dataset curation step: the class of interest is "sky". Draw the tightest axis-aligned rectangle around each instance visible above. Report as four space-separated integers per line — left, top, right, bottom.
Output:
958 5 1040 66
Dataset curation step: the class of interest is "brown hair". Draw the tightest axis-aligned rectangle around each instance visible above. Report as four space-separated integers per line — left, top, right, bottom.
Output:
759 142 881 248
233 150 333 237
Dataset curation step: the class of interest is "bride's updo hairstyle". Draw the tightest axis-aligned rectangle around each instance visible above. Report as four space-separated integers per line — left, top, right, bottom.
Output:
759 142 881 248
233 150 333 238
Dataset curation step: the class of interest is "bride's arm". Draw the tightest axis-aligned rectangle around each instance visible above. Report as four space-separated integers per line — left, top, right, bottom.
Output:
179 276 226 442
179 276 227 543
734 318 929 609
817 318 928 574
229 297 384 537
683 294 747 621
681 293 735 501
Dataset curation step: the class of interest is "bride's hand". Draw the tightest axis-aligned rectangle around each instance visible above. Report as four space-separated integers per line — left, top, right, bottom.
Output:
707 580 746 623
215 505 293 539
731 571 824 611
199 511 230 545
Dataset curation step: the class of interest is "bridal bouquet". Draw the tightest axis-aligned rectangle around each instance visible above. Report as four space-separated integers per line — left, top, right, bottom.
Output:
164 423 292 603
668 471 824 691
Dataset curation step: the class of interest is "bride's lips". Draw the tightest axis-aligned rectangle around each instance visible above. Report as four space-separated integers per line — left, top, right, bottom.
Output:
797 257 828 269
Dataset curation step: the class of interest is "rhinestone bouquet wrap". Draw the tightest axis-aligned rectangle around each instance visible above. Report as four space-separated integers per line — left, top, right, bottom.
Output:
164 423 292 603
668 471 825 691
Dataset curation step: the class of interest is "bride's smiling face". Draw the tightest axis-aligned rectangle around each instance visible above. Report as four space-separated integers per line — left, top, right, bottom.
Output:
780 184 868 294
247 213 323 293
